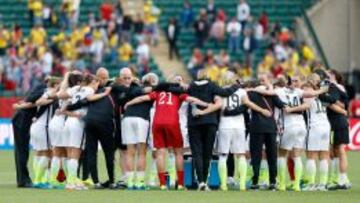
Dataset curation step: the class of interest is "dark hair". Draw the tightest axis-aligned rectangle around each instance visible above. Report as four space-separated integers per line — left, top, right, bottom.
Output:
329 69 344 85
313 68 329 80
274 77 287 88
82 74 97 85
68 74 83 87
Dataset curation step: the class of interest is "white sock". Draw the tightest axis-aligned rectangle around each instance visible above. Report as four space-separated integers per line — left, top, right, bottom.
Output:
306 159 316 184
331 158 339 176
260 159 268 171
339 173 348 185
67 159 79 183
50 157 61 181
38 156 50 183
319 159 328 185
61 157 68 175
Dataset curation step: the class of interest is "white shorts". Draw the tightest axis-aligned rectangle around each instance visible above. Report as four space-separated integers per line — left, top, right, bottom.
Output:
121 117 149 145
49 115 67 147
280 123 307 150
180 123 189 148
217 128 247 154
307 123 331 151
30 121 51 151
64 117 86 149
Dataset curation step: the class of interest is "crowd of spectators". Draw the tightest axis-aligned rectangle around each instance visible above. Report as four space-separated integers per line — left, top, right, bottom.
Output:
0 0 161 93
167 0 321 86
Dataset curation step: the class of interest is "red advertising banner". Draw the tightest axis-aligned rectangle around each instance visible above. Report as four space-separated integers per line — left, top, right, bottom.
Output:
346 118 360 151
0 97 21 118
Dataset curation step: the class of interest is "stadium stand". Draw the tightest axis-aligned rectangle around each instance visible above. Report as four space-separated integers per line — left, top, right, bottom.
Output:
156 0 319 81
0 0 164 96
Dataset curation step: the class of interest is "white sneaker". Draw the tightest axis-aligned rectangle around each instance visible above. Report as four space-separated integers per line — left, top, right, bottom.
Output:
65 183 76 190
316 184 327 191
303 184 317 191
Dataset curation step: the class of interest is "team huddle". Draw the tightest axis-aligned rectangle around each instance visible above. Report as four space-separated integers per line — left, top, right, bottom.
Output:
12 67 351 192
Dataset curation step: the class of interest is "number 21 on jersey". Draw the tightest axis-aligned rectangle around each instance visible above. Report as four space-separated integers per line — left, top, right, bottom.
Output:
159 92 173 105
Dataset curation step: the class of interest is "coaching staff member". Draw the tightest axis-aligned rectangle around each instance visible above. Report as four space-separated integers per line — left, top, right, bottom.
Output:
12 82 47 187
186 70 239 191
248 74 287 190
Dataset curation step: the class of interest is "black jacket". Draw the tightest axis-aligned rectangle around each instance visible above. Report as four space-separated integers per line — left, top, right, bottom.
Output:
248 92 285 134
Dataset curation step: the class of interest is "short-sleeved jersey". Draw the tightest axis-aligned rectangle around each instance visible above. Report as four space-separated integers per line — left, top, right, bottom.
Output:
35 88 54 125
149 91 188 125
275 87 304 125
219 88 247 129
67 85 95 115
306 97 329 127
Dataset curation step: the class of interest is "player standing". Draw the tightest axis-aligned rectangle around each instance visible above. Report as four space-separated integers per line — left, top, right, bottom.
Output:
124 87 209 190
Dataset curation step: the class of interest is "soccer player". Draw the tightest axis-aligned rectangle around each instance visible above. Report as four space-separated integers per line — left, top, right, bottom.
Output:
30 77 60 188
217 79 271 191
57 74 109 190
299 78 347 191
124 86 209 190
48 73 83 189
121 72 157 189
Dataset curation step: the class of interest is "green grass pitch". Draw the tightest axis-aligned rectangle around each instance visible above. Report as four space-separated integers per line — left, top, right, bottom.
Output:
0 151 360 203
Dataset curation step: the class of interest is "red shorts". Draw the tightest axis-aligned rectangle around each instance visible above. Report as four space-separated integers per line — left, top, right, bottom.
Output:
152 123 183 149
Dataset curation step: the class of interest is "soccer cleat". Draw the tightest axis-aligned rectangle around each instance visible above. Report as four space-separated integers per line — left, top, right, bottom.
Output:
268 184 277 191
177 185 185 191
65 183 76 190
160 185 167 190
198 182 208 191
249 184 260 190
93 183 106 190
328 183 351 191
292 184 301 192
277 184 286 191
33 183 51 189
82 178 94 187
302 184 317 191
316 184 327 191
220 185 228 191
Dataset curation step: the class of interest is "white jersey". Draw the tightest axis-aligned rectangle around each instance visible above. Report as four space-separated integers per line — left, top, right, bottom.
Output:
307 97 329 127
219 88 247 129
66 85 95 115
34 89 55 125
275 87 304 125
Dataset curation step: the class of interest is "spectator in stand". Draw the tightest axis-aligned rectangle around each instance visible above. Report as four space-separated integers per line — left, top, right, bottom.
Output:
187 48 204 77
241 28 257 70
274 41 288 62
28 0 35 26
301 42 315 63
227 17 242 53
108 30 119 64
210 14 225 48
32 0 43 26
350 94 360 118
298 59 312 77
4 59 21 91
41 47 53 76
90 26 106 65
166 18 180 61
278 27 290 44
206 0 217 22
115 0 123 16
237 0 250 30
143 0 161 46
100 1 114 22
60 1 71 29
42 3 52 28
122 15 133 43
136 39 150 65
11 25 23 46
259 11 269 34
133 13 145 43
204 49 214 64
30 24 47 47
180 1 194 29
0 25 10 57
117 38 133 68
253 19 264 42
71 0 81 26
214 49 230 66
193 9 209 48
257 49 275 75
